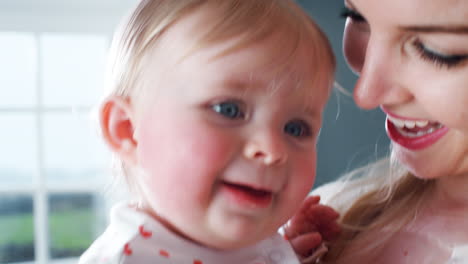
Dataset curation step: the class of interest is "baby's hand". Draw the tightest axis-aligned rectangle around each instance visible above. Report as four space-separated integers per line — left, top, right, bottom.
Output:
284 196 341 263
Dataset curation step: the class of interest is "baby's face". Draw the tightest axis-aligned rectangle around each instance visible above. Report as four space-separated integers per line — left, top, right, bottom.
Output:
131 9 332 250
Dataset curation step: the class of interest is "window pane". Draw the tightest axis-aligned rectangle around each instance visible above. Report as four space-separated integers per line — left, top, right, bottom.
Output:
49 193 104 259
0 32 37 107
0 195 35 263
43 112 109 185
0 114 37 186
41 33 108 107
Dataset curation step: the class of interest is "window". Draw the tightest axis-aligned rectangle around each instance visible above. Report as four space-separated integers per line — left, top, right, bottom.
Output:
0 31 110 264
0 2 135 263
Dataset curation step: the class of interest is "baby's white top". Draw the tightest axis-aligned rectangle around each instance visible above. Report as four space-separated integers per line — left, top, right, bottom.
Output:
78 202 300 264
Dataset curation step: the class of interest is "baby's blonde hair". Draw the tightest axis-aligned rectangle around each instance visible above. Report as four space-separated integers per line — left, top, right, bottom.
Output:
105 0 334 97
104 0 335 191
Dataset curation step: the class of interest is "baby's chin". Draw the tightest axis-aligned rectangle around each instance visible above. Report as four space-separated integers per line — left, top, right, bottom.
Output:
197 235 267 251
189 225 278 251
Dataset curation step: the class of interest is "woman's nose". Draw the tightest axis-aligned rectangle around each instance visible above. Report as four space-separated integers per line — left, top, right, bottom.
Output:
243 130 288 166
352 37 414 110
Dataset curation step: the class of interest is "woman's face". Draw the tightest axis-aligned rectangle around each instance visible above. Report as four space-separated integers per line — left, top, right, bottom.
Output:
342 0 468 179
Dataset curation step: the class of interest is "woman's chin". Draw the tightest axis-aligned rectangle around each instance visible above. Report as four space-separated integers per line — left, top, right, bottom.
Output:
392 145 444 180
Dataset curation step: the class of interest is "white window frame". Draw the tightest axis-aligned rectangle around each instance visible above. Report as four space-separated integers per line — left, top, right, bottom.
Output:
0 1 136 263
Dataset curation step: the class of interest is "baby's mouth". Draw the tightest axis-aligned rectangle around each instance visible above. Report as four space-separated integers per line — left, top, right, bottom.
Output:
222 181 272 197
220 180 274 209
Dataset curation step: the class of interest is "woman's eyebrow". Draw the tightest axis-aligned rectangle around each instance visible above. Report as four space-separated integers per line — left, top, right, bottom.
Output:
400 25 468 34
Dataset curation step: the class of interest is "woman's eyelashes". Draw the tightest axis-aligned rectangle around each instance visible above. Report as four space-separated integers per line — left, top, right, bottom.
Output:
412 40 468 69
340 6 366 23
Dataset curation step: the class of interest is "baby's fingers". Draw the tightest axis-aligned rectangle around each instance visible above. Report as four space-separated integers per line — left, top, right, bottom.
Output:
305 205 341 241
309 205 341 241
285 196 322 238
289 232 322 258
306 204 339 221
302 195 321 208
320 219 341 241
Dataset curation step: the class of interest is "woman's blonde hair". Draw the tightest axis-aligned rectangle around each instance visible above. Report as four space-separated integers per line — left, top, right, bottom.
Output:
321 153 436 263
103 0 336 192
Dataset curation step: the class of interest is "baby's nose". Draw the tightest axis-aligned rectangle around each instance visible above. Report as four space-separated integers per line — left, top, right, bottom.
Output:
243 131 288 166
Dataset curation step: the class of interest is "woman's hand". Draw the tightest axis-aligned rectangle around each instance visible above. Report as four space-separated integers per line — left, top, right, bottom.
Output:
284 196 341 263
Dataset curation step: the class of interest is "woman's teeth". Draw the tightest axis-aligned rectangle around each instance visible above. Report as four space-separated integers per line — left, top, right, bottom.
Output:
387 116 443 138
387 116 428 129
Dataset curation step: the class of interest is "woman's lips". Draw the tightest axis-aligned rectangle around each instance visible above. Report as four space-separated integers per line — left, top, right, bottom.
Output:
386 117 449 150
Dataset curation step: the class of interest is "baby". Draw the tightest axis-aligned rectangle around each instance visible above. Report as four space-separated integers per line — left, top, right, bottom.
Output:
79 0 337 263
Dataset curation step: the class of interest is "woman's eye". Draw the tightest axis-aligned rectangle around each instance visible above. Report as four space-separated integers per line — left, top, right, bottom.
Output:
212 101 245 119
413 40 468 69
340 6 366 23
284 120 311 138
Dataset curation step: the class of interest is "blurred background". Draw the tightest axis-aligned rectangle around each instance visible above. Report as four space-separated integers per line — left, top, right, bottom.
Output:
0 1 388 263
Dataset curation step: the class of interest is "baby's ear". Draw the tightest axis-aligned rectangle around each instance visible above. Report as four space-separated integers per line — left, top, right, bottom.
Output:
99 96 138 165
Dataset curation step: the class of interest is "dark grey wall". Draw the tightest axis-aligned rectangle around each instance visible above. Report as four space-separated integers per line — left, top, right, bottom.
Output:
297 0 390 188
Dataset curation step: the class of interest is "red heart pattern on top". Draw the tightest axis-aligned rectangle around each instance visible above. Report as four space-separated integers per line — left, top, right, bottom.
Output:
119 227 211 264
123 243 133 256
159 249 170 258
139 225 153 238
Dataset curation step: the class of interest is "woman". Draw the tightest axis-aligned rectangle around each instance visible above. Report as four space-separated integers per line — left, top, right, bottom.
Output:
289 0 468 263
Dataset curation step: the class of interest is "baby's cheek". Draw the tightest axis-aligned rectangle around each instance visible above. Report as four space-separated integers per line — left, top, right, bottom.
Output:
137 121 234 197
295 154 317 188
286 155 317 211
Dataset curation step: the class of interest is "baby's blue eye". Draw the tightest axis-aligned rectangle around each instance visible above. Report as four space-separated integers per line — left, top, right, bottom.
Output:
212 101 245 119
284 120 311 138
